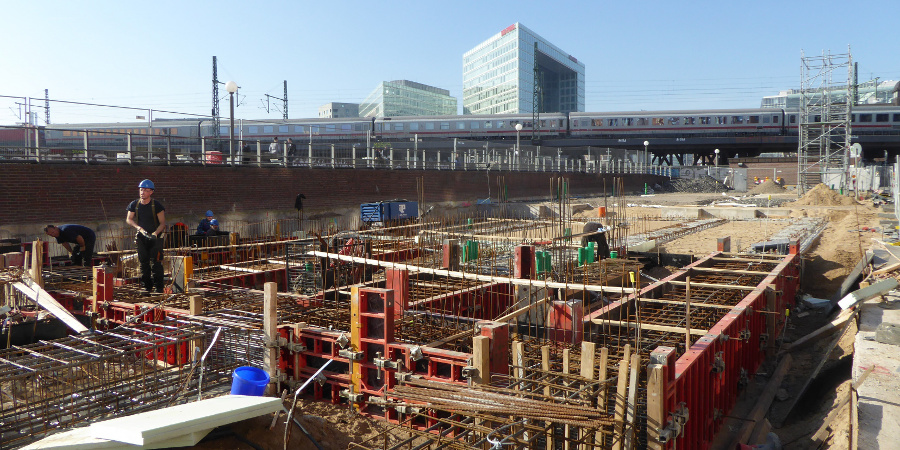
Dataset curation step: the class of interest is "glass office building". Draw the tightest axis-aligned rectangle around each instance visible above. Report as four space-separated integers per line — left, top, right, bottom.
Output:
463 23 585 115
359 80 457 118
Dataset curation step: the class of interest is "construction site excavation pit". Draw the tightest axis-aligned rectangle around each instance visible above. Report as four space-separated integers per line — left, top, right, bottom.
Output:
1 183 896 450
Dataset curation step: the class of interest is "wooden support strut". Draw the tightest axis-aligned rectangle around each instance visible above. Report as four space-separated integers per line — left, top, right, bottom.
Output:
592 319 708 336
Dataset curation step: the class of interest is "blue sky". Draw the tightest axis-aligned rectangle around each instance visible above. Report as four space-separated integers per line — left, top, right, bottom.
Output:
1 0 896 125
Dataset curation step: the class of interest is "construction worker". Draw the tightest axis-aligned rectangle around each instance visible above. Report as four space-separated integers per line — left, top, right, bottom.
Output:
205 219 224 236
44 224 96 267
126 179 167 293
197 210 214 235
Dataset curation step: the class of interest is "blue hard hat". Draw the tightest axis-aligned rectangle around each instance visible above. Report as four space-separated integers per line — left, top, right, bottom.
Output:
210 219 219 226
206 210 214 217
138 179 155 189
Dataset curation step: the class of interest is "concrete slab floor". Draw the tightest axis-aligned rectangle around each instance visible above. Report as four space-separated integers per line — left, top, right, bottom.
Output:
854 292 900 449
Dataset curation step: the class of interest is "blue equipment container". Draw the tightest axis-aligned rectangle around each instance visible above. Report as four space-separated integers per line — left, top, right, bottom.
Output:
360 200 418 223
230 366 269 396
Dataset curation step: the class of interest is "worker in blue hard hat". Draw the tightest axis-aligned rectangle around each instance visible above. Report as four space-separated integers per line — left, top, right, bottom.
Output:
197 210 214 235
206 219 223 237
125 179 167 293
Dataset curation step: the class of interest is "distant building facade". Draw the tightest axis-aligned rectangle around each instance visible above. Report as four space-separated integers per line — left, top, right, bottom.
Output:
462 23 584 115
318 103 359 118
359 80 457 118
761 79 898 109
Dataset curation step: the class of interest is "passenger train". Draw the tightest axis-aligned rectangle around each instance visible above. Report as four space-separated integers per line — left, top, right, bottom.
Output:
12 105 900 154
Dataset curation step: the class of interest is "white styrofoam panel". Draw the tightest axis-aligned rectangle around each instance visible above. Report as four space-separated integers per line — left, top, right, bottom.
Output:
90 395 280 446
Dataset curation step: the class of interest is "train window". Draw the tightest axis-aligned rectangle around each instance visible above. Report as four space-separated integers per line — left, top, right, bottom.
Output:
295 126 305 133
624 118 634 126
789 115 797 124
716 116 727 125
171 128 178 135
497 121 506 128
383 123 391 131
354 124 364 131
425 122 435 130
325 125 335 132
637 118 649 126
592 119 603 127
310 126 319 133
484 121 492 129
264 126 274 133
731 116 744 124
683 117 695 125
452 122 460 130
876 114 889 122
341 124 351 131
772 115 779 124
525 121 533 128
279 126 289 133
394 123 403 131
248 126 258 134
652 118 664 126
749 116 759 124
668 117 680 126
410 123 419 131
700 117 711 125
893 114 900 122
763 116 770 123
859 114 872 122
220 126 229 135
607 118 618 126
470 122 479 129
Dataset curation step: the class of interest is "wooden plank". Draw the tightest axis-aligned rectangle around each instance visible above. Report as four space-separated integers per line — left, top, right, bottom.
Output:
472 336 490 385
592 319 708 336
624 353 640 449
668 280 756 291
612 345 632 450
685 276 692 350
596 347 609 447
309 251 635 294
728 354 792 448
646 363 665 450
263 282 278 394
639 297 733 310
13 279 89 333
781 308 856 353
581 341 597 449
690 267 771 276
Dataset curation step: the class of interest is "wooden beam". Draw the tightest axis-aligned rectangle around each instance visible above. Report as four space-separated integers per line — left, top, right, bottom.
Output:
624 352 640 449
647 362 665 450
309 251 635 294
668 280 757 291
690 267 770 276
592 319 708 336
612 344 631 450
728 354 792 448
263 282 278 395
639 297 733 310
13 279 88 333
472 336 490 385
781 308 856 353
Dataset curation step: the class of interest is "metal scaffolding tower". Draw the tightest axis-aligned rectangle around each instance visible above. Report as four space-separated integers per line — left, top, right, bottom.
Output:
797 48 853 194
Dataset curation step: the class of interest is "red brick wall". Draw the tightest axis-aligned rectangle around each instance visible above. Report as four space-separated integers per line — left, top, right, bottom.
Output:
0 164 664 226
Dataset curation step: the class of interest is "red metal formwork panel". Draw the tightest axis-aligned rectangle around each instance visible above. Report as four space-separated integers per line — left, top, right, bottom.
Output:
658 253 801 449
285 325 353 404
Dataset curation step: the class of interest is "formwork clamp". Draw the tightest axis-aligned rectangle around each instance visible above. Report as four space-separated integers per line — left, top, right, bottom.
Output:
374 352 400 370
338 348 364 361
339 388 364 403
738 329 752 342
658 402 689 444
712 351 725 374
461 365 479 379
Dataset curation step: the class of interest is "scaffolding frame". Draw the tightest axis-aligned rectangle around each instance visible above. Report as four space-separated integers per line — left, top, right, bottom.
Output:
797 48 853 194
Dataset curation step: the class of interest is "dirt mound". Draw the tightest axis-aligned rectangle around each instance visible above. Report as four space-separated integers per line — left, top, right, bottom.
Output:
748 180 787 195
787 184 859 207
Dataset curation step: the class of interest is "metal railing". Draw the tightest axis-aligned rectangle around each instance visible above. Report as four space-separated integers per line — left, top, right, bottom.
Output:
0 125 676 176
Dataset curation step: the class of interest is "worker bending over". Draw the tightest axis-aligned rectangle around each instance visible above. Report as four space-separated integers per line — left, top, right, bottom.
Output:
44 224 96 267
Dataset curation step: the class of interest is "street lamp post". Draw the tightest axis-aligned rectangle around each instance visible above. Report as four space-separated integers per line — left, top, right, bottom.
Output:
515 123 523 170
225 81 238 161
714 148 720 167
643 140 649 172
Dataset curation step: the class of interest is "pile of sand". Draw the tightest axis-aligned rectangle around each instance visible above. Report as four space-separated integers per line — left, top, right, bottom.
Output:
748 180 787 195
787 183 859 207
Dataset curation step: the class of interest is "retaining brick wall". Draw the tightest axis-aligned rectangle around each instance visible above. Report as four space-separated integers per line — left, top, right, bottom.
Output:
0 163 664 226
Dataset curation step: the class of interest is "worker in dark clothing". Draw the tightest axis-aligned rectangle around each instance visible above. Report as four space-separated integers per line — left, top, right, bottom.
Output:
206 219 222 236
125 179 167 293
197 210 214 235
44 224 96 267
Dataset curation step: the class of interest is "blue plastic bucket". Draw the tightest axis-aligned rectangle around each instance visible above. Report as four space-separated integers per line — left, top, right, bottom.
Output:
230 366 269 396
